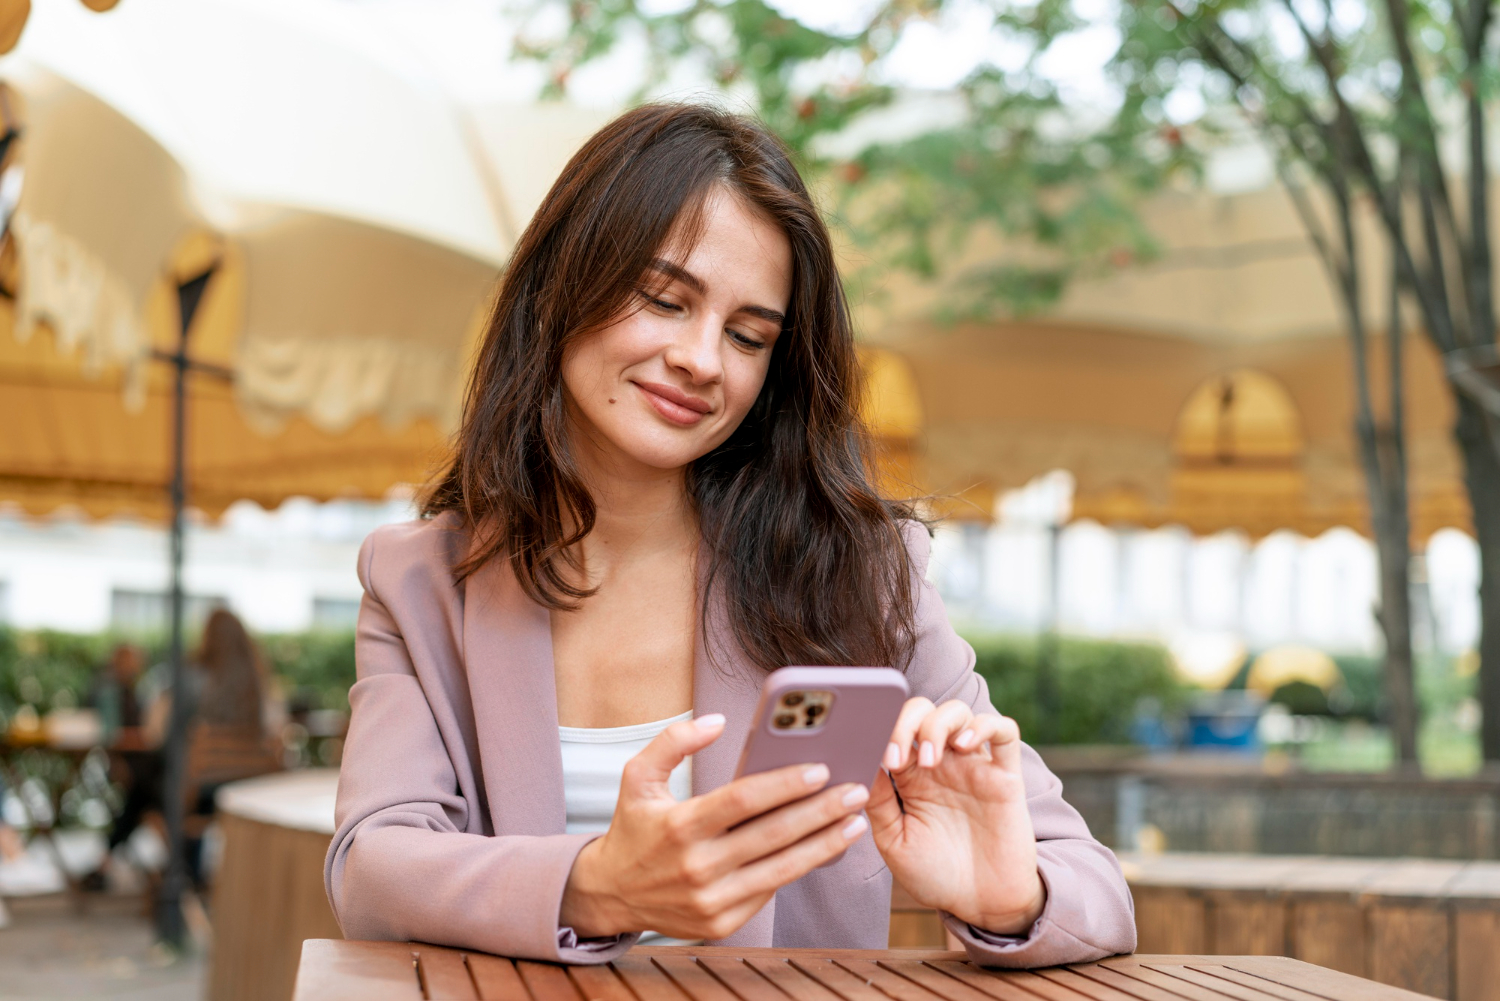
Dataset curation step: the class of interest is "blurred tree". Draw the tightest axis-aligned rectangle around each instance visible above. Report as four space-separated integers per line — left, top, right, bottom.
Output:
515 0 1499 764
512 0 1199 315
1128 0 1497 767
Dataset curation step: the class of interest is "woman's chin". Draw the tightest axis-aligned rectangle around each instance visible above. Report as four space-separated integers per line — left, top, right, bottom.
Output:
603 434 714 474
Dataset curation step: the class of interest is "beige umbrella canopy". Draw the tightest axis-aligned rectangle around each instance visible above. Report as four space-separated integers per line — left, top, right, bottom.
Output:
0 64 500 518
0 0 540 510
859 183 1474 540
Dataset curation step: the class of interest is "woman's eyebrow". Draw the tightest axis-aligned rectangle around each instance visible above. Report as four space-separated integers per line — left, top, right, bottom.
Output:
740 304 786 324
650 258 706 293
649 258 786 325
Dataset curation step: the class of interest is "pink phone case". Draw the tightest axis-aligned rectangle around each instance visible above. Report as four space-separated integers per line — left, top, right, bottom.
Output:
733 666 910 790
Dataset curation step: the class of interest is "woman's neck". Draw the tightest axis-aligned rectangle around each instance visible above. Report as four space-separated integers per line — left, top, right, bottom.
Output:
568 438 696 583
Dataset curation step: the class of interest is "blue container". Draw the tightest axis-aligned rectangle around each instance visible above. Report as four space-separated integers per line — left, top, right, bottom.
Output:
1185 691 1265 752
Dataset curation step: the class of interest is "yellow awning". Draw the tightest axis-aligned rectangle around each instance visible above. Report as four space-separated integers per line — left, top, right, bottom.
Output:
858 182 1476 541
2 312 448 520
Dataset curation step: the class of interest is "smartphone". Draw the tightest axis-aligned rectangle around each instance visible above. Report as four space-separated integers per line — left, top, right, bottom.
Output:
733 666 910 790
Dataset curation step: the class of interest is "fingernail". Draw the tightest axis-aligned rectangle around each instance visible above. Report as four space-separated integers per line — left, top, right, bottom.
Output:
842 784 869 808
955 729 976 749
695 713 726 729
883 742 901 770
842 814 868 840
919 741 936 768
803 764 830 787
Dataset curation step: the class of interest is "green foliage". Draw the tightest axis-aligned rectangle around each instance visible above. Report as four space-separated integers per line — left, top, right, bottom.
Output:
1274 653 1478 722
258 632 357 713
2 624 1184 746
961 632 1190 745
0 626 358 718
0 627 110 717
512 0 1198 318
1329 653 1383 719
1270 679 1331 716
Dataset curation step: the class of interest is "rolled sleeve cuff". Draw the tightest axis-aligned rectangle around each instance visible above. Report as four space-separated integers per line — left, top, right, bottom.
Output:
938 895 1048 962
939 858 1121 968
556 926 639 959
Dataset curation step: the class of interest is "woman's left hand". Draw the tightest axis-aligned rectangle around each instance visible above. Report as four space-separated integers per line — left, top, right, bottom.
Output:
866 698 1046 936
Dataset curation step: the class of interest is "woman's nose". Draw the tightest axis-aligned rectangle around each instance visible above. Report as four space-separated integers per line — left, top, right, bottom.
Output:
664 313 725 385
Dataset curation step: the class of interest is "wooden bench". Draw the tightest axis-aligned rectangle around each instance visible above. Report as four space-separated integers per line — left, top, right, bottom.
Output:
1125 854 1500 1001
892 853 1500 1001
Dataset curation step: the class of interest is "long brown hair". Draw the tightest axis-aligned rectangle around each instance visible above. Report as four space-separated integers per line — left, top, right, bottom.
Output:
193 608 265 729
424 103 918 672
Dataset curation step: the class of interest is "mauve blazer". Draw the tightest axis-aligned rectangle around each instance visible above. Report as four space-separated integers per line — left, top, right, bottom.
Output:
325 513 1136 967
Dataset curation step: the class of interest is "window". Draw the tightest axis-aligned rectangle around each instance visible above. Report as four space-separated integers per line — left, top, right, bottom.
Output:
312 597 361 631
110 589 228 634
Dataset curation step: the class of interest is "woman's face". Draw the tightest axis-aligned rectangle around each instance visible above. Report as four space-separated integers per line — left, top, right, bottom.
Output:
561 188 793 477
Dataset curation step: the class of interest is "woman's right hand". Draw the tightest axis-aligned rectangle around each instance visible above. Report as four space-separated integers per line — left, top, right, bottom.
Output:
559 714 870 941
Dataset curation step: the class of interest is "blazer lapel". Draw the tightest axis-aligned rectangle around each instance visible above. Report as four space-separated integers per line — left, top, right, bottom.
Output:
691 571 777 947
690 573 762 796
463 553 567 837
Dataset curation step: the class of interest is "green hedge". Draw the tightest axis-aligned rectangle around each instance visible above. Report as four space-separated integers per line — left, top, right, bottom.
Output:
961 633 1190 745
0 629 110 716
2 626 1186 745
1242 653 1473 722
0 626 358 720
259 632 357 712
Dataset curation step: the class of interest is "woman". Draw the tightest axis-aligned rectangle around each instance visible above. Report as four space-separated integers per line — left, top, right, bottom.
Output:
159 609 281 885
327 104 1134 967
191 610 268 729
145 609 268 739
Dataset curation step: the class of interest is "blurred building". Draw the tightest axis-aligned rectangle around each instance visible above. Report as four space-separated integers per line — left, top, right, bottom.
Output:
926 473 1480 662
0 498 410 634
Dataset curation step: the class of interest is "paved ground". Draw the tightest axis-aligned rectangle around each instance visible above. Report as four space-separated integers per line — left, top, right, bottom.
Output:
0 893 205 1000
0 831 205 1000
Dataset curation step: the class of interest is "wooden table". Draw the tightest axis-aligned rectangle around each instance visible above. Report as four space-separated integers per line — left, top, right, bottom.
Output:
292 943 1441 1001
211 770 343 1001
0 734 115 907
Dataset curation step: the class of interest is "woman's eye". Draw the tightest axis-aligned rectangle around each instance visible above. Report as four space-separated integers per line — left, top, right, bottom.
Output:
728 328 766 350
642 292 681 313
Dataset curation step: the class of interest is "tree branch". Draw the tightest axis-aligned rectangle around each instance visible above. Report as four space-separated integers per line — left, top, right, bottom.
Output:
1461 0 1496 349
1258 0 1460 349
1379 0 1470 317
1176 1 1457 350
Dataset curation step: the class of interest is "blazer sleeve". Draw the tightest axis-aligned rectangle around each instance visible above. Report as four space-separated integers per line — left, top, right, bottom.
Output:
899 522 1137 967
323 527 636 963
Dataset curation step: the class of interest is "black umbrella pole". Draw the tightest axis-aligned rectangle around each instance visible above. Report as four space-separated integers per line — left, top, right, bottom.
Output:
154 334 191 948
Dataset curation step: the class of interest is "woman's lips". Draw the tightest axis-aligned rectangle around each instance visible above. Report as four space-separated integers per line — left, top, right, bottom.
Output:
634 381 712 426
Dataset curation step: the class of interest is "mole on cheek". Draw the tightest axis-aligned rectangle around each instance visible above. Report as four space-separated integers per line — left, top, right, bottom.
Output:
608 398 617 404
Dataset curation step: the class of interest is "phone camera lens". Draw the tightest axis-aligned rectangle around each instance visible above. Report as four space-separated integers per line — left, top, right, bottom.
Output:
783 693 805 707
775 713 796 728
805 704 824 717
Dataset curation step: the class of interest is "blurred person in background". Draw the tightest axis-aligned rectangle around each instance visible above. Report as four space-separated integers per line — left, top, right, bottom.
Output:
156 609 283 887
86 613 284 891
82 642 163 892
142 609 284 741
93 643 147 741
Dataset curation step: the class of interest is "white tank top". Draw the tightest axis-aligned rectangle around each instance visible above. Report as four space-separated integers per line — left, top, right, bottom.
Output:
558 710 694 834
559 710 697 945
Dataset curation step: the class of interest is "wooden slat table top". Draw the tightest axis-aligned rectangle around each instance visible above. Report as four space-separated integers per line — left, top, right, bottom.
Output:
293 942 1442 1001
